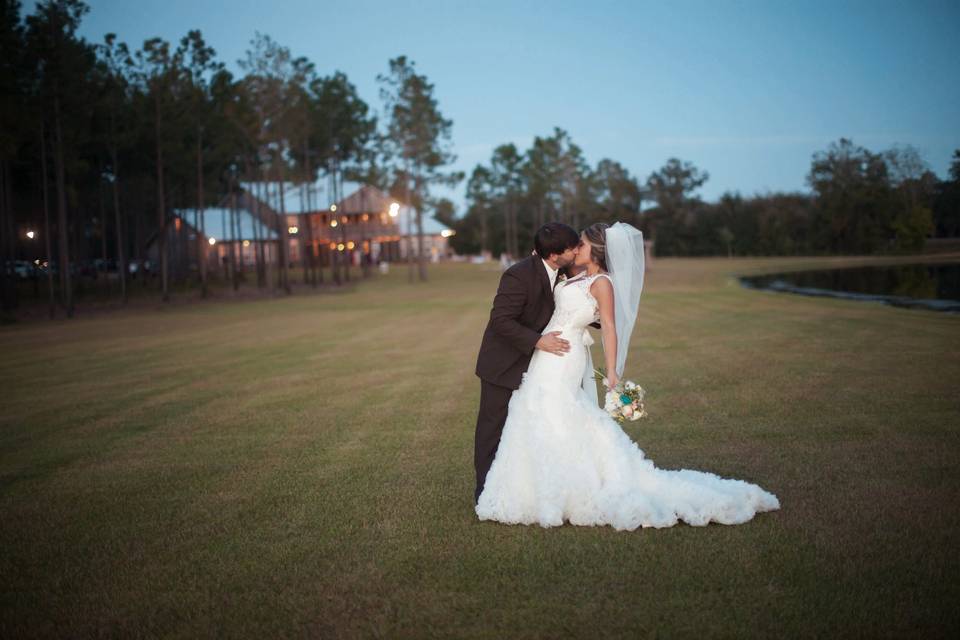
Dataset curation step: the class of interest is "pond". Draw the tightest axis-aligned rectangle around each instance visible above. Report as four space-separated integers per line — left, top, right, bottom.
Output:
739 263 960 312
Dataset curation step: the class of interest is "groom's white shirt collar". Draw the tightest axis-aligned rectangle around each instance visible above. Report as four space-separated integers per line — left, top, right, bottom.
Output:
541 258 558 289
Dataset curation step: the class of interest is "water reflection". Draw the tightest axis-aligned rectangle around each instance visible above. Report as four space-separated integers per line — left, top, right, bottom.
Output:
740 263 960 312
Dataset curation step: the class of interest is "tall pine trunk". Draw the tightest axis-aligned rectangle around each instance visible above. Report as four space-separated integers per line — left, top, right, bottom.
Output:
229 187 239 291
510 199 519 259
196 127 208 297
0 158 13 316
479 205 487 256
302 142 318 287
502 201 511 260
277 157 290 293
312 181 322 285
330 167 341 286
415 167 427 282
416 206 426 281
338 169 349 283
299 183 309 285
253 178 266 289
40 123 56 317
97 161 108 294
154 91 169 302
109 114 127 304
256 170 274 294
404 166 413 283
231 181 243 286
53 93 73 317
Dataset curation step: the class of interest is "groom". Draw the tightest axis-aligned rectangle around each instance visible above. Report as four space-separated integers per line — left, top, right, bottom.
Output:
473 222 581 504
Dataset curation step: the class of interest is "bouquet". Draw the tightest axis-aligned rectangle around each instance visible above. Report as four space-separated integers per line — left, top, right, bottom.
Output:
594 369 648 423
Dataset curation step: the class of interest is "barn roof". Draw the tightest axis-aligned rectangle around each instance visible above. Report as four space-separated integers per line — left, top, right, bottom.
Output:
234 181 452 237
172 208 278 241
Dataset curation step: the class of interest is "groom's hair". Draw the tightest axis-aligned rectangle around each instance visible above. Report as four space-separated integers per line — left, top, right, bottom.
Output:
534 222 580 259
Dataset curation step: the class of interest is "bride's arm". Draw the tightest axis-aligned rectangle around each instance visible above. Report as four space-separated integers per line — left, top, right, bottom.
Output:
591 277 618 388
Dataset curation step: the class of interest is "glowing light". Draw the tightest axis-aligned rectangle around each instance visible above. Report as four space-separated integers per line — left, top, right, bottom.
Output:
242 240 251 247
288 226 299 235
328 242 337 250
34 259 40 265
208 237 217 245
330 219 338 228
330 204 337 212
440 229 456 238
341 216 347 224
388 202 400 217
25 230 36 239
346 241 355 250
361 213 369 222
337 243 345 251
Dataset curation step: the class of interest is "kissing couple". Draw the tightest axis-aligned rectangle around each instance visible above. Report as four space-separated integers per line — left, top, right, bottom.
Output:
473 221 780 530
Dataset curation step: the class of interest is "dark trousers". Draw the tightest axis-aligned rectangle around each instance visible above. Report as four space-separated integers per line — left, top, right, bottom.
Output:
474 379 514 504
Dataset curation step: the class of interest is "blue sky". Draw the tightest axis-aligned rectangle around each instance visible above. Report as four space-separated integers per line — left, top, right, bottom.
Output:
61 0 960 210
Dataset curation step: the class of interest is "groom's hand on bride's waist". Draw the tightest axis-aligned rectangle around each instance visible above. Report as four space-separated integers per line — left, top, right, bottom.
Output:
536 331 571 356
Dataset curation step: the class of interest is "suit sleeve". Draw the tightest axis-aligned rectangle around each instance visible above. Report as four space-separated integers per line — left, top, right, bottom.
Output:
489 270 542 355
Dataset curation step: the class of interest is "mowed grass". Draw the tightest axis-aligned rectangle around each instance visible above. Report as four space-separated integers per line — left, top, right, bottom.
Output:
1 256 959 638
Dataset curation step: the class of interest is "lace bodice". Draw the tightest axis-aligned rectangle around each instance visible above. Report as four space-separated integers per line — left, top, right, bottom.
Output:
543 272 610 333
527 272 612 402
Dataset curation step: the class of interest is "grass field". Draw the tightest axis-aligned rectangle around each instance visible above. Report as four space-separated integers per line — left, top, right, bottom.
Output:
2 255 959 638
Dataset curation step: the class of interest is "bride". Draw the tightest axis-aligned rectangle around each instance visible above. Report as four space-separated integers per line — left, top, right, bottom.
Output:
475 222 780 530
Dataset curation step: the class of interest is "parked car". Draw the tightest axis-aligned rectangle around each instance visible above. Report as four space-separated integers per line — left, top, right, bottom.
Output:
4 260 39 280
128 259 153 276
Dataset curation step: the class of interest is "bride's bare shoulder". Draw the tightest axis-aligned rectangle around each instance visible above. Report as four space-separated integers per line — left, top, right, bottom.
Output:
589 272 613 287
589 273 614 299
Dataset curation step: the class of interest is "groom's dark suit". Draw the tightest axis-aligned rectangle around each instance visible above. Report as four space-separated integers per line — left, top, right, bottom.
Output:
474 254 556 503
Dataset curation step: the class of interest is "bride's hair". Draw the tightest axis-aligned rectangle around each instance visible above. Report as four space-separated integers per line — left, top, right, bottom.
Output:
582 222 610 271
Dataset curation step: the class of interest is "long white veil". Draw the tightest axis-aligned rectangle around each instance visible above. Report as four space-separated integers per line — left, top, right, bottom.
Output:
605 222 646 378
580 222 646 406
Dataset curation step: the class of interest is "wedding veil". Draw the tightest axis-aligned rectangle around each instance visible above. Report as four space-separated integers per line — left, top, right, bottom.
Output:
605 222 646 378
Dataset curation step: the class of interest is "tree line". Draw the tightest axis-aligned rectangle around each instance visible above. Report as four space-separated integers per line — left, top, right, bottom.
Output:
4 1 958 322
446 133 960 259
0 0 458 319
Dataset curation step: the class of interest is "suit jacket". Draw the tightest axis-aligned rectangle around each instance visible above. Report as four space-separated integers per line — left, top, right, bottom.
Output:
475 255 556 390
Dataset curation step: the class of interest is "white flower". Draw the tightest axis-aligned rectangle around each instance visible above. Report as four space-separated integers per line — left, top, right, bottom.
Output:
622 405 634 417
625 381 636 390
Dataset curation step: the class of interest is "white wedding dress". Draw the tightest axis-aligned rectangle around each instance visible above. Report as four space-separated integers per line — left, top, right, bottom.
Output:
475 272 780 530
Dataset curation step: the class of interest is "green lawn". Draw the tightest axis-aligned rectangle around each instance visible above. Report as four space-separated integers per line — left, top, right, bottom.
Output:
1 256 958 638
